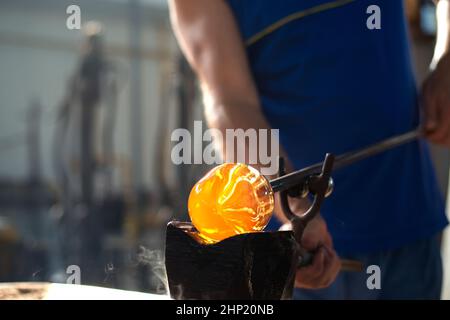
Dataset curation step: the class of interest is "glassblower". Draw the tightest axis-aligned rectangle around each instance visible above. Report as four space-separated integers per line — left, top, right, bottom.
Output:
165 128 421 299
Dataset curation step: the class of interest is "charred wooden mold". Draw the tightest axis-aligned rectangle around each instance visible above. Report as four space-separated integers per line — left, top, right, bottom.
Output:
165 221 298 300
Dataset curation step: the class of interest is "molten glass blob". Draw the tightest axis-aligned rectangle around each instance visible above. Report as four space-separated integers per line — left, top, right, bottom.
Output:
188 163 275 244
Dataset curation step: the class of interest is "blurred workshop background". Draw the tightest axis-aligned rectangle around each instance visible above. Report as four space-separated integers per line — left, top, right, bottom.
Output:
0 0 450 297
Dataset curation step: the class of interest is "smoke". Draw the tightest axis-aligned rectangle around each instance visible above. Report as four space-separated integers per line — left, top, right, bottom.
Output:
135 246 169 295
171 284 183 300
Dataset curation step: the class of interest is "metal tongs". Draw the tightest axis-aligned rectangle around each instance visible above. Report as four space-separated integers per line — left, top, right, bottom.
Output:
269 128 421 270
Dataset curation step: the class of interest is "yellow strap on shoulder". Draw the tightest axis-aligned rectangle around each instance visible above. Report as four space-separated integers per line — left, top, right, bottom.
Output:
245 0 357 47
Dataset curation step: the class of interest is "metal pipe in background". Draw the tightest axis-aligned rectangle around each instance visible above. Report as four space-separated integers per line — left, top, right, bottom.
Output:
129 0 144 194
26 98 42 188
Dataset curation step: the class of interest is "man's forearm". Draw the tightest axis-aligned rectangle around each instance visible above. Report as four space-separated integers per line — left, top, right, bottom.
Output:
432 0 450 68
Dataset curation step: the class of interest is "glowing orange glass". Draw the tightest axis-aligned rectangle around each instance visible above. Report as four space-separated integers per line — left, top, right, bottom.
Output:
188 163 274 243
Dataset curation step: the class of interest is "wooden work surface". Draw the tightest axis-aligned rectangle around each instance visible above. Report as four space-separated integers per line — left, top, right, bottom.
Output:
0 282 170 300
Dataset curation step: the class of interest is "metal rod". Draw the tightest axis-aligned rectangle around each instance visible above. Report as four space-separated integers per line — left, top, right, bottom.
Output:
270 128 421 193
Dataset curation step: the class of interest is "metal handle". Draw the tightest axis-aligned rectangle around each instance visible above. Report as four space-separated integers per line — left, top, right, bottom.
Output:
279 154 335 268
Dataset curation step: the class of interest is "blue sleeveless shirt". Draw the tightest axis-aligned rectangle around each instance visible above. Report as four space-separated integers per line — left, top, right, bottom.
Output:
226 0 447 254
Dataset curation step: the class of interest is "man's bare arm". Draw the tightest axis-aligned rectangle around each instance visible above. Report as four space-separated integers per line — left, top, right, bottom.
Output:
169 0 275 162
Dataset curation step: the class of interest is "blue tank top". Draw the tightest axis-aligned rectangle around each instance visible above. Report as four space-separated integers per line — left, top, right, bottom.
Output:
226 0 447 254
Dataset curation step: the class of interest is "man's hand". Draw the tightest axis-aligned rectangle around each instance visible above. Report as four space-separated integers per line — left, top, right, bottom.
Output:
295 215 341 289
280 198 341 289
422 52 450 147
